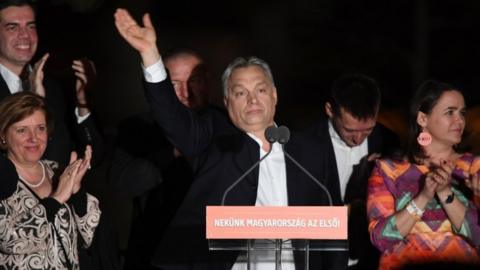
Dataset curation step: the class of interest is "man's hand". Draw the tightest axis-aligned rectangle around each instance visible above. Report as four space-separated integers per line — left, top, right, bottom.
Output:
114 8 161 67
72 58 96 116
29 53 49 97
367 153 381 162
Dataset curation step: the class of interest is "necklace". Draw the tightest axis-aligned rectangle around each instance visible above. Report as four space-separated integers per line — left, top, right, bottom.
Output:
17 161 46 188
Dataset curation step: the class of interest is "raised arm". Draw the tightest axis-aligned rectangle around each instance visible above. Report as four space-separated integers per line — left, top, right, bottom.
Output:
114 9 228 157
70 59 105 166
114 8 160 67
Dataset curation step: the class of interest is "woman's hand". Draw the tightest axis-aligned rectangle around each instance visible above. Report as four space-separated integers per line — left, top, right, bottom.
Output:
52 157 82 204
51 146 92 203
420 171 439 202
72 145 92 194
433 160 454 195
465 172 480 207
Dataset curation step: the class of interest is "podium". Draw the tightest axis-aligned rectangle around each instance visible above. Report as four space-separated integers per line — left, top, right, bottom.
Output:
206 206 348 270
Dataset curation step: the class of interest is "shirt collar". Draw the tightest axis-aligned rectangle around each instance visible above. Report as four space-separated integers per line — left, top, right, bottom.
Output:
0 62 22 94
328 120 348 147
247 124 283 154
0 63 32 94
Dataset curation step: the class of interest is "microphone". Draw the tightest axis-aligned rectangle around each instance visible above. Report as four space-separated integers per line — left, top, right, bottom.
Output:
221 126 277 205
277 126 333 206
265 125 279 143
277 125 290 145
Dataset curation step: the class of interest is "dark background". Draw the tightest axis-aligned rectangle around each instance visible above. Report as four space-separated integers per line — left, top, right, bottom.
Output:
33 0 480 248
35 0 480 131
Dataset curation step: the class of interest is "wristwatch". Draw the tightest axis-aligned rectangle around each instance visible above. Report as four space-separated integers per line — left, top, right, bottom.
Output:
444 192 455 204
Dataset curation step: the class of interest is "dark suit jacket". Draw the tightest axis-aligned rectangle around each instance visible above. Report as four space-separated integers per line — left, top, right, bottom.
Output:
143 78 329 270
303 116 400 270
0 74 104 168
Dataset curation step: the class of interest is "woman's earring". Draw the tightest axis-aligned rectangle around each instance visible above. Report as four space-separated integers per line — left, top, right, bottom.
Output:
417 131 432 146
1 138 5 145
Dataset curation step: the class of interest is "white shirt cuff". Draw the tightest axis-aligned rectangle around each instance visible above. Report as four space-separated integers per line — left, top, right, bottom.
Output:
143 59 167 83
75 107 90 124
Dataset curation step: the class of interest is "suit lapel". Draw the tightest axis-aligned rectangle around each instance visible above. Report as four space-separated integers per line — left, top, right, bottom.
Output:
285 139 299 205
0 76 12 101
367 125 381 154
317 119 343 205
233 133 260 188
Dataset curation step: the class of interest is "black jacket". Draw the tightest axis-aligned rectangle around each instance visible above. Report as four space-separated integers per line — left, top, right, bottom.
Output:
144 78 329 270
302 116 400 270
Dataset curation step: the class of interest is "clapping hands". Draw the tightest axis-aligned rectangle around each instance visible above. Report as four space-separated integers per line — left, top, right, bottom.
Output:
52 145 92 204
421 159 454 201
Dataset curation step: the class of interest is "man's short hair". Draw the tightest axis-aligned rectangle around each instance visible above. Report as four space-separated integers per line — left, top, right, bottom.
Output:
163 48 203 64
0 0 35 13
222 56 275 97
328 73 381 120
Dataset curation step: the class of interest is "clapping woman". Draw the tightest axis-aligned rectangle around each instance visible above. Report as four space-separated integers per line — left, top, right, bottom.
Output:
0 92 101 269
367 80 480 269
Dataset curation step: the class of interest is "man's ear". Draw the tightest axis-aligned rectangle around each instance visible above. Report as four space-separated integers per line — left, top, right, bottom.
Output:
223 96 228 108
325 102 333 118
417 111 428 128
273 87 278 106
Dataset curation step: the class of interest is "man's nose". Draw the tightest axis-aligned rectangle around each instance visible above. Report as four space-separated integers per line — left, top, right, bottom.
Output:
18 27 30 38
179 83 189 98
247 92 257 104
352 133 365 145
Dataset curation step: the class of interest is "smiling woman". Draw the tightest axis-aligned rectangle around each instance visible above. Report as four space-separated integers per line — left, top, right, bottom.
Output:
367 80 480 270
0 92 101 270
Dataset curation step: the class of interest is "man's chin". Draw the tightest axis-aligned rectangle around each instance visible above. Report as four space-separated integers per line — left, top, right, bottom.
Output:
346 141 360 147
12 56 33 65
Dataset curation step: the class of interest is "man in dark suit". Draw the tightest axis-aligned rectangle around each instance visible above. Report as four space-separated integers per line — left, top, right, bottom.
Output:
115 8 331 269
0 0 104 167
304 74 400 270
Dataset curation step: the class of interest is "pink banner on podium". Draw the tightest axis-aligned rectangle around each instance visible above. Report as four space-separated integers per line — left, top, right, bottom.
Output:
206 206 347 239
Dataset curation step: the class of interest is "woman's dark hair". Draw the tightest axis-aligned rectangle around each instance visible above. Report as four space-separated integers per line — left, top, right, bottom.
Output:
404 80 461 163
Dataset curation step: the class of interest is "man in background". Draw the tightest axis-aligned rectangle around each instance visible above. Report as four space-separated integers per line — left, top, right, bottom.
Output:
304 73 400 270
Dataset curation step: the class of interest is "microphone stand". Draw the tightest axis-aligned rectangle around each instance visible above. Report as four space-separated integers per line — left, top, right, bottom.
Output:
220 126 279 270
277 126 334 270
220 147 273 206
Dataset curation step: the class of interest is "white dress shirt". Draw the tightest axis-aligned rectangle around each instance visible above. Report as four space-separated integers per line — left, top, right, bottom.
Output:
328 121 368 202
143 59 167 83
0 63 24 94
328 120 367 266
231 134 295 270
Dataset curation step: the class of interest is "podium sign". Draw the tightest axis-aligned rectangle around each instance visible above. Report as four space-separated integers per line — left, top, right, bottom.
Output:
206 206 347 240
